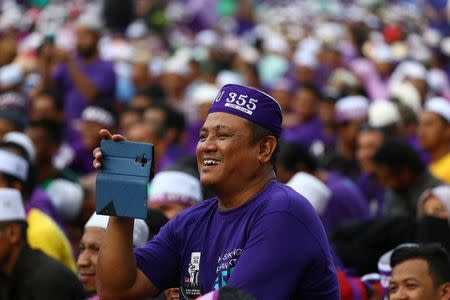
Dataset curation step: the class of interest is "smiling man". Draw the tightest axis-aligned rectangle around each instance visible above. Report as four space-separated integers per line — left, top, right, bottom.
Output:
93 84 339 299
389 244 450 300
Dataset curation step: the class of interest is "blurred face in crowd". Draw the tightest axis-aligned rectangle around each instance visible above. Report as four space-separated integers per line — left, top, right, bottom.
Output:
389 258 446 300
406 77 428 103
125 122 159 145
132 63 149 90
271 88 291 112
119 110 142 135
338 119 366 149
0 222 22 274
0 119 17 139
76 27 98 59
129 94 153 111
26 127 58 165
373 165 412 192
418 112 450 152
291 88 318 123
79 121 103 151
357 129 384 174
77 227 105 294
422 195 449 220
374 61 392 78
196 102 211 123
30 94 62 122
294 65 315 85
318 100 335 126
196 113 262 190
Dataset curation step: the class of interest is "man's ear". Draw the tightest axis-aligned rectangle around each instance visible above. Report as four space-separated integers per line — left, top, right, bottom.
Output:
257 136 277 164
5 223 22 245
439 282 450 300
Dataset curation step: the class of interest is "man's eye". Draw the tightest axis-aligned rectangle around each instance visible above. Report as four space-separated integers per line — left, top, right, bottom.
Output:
406 283 417 290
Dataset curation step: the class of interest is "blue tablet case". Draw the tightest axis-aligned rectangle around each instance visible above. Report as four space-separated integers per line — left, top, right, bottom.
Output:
96 140 154 219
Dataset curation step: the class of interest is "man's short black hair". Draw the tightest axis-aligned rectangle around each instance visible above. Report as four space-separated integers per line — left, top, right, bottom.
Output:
391 244 450 287
247 121 279 166
372 137 425 175
277 142 319 173
27 119 63 145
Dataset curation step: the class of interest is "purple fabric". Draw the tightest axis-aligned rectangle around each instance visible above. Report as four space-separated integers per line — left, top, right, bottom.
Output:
69 140 96 175
356 173 385 217
134 180 339 299
53 57 116 144
408 134 430 165
321 172 371 233
26 187 65 230
349 58 389 101
157 145 185 173
281 117 326 149
209 84 282 137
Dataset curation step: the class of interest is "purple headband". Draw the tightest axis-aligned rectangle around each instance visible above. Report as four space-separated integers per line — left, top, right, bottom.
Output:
209 84 282 137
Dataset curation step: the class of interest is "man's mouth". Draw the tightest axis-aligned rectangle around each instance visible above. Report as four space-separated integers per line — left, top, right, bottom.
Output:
202 159 220 166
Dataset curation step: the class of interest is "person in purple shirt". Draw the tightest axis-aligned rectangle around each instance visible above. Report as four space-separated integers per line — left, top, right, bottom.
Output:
36 14 116 146
277 141 371 234
281 84 327 151
93 84 339 299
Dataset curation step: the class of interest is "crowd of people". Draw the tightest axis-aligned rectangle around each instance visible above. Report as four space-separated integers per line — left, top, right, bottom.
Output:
1 0 450 299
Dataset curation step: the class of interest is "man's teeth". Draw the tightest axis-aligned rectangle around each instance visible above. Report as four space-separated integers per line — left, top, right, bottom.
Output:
203 159 220 166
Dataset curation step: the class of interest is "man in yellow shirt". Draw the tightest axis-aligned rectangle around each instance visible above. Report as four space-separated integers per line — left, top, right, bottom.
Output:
0 143 76 272
418 97 450 184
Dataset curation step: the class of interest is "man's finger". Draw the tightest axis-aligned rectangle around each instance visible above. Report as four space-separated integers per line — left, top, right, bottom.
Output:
99 129 113 140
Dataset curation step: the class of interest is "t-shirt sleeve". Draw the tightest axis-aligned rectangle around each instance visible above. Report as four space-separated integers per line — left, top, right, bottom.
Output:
227 211 339 300
134 219 180 291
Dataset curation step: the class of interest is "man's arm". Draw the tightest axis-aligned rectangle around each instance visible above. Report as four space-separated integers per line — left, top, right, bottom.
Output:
96 217 159 299
64 55 100 102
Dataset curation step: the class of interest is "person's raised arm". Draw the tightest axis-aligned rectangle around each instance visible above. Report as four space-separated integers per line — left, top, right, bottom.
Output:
93 129 159 299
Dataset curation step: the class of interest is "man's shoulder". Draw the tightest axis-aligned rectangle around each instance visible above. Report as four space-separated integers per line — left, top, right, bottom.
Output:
24 247 76 280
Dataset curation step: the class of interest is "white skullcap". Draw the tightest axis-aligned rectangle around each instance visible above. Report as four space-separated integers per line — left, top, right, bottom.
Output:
0 188 25 222
76 13 103 32
46 179 84 222
370 44 394 63
164 57 190 76
195 30 220 48
3 131 36 163
263 33 289 55
192 84 220 106
424 97 450 123
335 95 369 122
0 149 28 181
389 81 421 116
101 40 134 62
0 63 24 88
287 172 332 215
440 37 450 57
238 45 260 64
216 70 245 87
427 69 450 95
80 106 115 128
125 20 148 40
85 213 149 247
149 171 202 203
18 32 44 53
293 50 318 69
368 100 401 128
395 61 427 82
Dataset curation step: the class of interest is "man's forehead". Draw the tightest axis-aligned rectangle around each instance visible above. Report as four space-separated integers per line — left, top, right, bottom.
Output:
202 112 248 129
392 258 430 279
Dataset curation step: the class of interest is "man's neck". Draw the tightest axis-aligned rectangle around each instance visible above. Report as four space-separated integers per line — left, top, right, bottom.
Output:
216 171 275 212
337 140 354 160
429 144 450 163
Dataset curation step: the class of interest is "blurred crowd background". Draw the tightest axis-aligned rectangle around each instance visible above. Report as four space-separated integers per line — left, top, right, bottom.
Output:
1 0 450 299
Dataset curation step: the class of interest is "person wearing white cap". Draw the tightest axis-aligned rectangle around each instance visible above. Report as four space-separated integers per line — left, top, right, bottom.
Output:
77 212 149 298
368 100 402 134
0 188 84 299
322 95 369 180
418 97 450 184
0 141 77 273
148 171 203 219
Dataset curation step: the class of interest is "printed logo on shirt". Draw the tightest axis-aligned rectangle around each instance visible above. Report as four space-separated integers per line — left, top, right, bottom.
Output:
180 252 202 300
213 248 242 290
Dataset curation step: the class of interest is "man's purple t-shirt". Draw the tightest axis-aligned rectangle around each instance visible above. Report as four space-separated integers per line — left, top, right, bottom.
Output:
135 180 339 299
